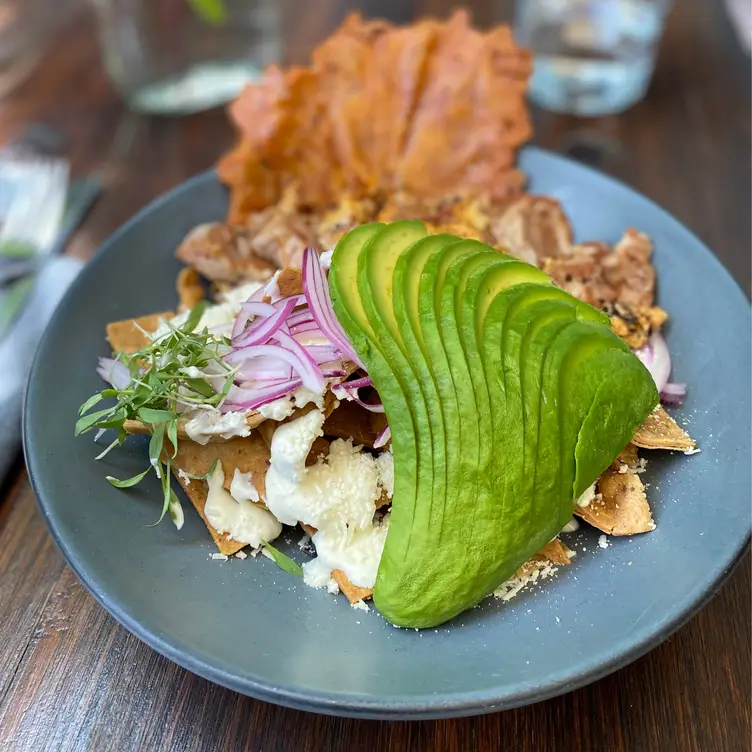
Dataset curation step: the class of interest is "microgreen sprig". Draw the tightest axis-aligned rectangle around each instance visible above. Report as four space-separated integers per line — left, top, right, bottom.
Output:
75 302 235 525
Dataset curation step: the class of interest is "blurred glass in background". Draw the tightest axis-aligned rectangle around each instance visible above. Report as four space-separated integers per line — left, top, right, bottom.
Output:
91 0 280 115
0 0 80 98
515 0 672 116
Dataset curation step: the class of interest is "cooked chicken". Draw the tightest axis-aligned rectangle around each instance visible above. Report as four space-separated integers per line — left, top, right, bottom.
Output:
175 223 276 284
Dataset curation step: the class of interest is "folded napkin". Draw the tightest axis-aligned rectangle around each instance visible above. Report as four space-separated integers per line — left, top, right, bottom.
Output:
0 256 83 483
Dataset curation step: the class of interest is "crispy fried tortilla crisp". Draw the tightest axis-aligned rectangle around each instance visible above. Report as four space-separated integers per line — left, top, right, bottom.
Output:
632 406 696 451
218 11 532 222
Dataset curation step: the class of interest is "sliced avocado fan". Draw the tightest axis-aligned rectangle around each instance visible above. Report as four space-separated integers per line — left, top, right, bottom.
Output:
329 222 659 629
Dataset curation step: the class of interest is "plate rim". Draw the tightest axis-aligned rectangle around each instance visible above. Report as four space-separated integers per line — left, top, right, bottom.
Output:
24 147 752 719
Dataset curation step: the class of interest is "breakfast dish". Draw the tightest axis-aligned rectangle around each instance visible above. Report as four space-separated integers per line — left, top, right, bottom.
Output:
76 13 695 628
26 10 749 716
28 149 748 716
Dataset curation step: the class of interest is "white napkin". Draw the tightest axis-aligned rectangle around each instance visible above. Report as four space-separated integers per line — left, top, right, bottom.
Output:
0 256 83 482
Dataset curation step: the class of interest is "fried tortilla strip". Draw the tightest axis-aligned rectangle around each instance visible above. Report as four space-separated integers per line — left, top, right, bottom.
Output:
632 406 696 451
176 267 205 311
332 570 373 604
171 434 272 555
576 467 655 536
106 312 173 354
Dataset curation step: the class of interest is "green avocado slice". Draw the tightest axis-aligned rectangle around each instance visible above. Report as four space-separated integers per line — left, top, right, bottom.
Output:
392 235 458 538
357 222 428 558
330 223 659 628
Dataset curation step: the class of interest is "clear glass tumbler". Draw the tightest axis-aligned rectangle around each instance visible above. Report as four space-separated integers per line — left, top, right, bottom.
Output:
92 0 280 115
515 0 672 116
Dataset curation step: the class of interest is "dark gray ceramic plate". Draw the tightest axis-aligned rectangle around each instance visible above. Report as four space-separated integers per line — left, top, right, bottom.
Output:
25 147 751 719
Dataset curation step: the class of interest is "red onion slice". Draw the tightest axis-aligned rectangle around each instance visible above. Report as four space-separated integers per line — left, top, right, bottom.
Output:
331 377 384 412
225 340 324 393
97 357 130 390
633 332 671 392
233 298 296 347
660 381 687 405
374 425 391 448
222 379 303 412
274 330 326 392
302 247 363 368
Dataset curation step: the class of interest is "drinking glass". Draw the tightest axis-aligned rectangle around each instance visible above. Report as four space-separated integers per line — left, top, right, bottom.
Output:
515 0 672 116
92 0 280 115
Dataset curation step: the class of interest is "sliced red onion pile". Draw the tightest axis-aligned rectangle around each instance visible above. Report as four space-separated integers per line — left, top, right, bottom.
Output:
220 248 380 417
633 331 686 405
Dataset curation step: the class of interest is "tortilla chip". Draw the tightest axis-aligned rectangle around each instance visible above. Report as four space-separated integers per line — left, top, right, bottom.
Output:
106 312 173 354
533 539 575 567
176 267 205 311
332 569 373 603
576 468 655 536
172 471 245 556
632 406 696 451
171 434 272 554
616 442 640 468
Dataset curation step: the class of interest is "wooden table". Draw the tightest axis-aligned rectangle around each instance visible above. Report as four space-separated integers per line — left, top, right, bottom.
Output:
1 3 749 750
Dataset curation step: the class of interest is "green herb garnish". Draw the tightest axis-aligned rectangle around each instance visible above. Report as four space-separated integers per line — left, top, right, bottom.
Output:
76 302 235 524
264 543 304 577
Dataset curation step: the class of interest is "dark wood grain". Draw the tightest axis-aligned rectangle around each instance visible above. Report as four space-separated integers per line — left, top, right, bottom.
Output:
0 2 749 751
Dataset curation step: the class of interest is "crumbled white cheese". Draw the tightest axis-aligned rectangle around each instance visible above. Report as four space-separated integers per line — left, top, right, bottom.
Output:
230 469 259 503
235 550 248 560
184 408 251 445
684 447 701 455
257 386 326 421
351 599 370 612
177 468 192 485
493 561 558 602
265 410 381 530
265 409 393 589
211 553 228 561
205 461 282 547
561 517 580 534
576 482 597 508
307 515 390 589
319 250 334 270
598 534 610 549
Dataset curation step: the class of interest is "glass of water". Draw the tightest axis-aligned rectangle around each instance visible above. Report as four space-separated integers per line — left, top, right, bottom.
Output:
515 0 672 116
91 0 280 115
